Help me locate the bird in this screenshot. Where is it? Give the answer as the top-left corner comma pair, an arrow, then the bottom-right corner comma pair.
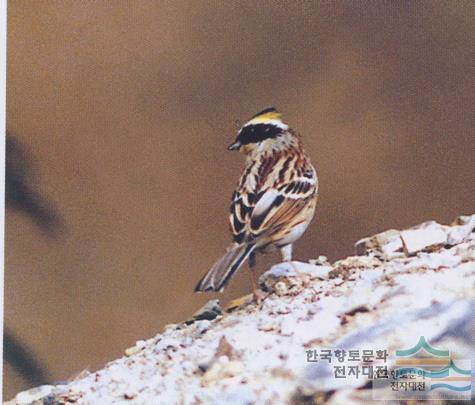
195,107 -> 318,299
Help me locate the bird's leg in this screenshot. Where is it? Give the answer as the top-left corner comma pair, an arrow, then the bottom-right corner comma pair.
280,244 -> 309,287
249,252 -> 266,304
281,244 -> 293,262
281,244 -> 298,273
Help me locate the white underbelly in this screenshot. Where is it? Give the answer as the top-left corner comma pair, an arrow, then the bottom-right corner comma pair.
276,221 -> 311,247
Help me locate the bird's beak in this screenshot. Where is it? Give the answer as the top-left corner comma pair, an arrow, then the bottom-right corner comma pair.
227,141 -> 241,151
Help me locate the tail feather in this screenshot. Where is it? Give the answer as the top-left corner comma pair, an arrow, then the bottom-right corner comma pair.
195,243 -> 256,292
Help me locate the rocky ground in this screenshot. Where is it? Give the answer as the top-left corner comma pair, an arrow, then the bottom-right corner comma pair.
7,215 -> 475,405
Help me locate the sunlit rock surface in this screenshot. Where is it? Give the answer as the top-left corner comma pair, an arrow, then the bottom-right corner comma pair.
7,215 -> 475,405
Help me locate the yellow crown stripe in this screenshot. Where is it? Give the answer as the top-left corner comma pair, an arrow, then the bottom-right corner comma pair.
247,111 -> 282,125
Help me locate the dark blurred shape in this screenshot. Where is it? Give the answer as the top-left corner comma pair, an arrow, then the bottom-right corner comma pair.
6,134 -> 66,238
3,328 -> 49,387
5,133 -> 64,388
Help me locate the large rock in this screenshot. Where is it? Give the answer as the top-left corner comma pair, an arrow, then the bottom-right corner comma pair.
7,215 -> 475,404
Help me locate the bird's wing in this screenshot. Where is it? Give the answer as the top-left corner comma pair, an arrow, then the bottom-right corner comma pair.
229,189 -> 254,244
248,171 -> 316,240
230,151 -> 317,244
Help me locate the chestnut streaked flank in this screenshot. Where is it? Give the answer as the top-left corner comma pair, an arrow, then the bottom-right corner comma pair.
195,108 -> 318,296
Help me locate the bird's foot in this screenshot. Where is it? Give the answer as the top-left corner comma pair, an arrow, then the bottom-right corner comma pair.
253,288 -> 267,305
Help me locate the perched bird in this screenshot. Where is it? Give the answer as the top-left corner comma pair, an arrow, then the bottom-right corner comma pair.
195,108 -> 318,297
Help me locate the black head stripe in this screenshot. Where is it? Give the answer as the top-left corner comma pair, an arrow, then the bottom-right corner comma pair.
235,123 -> 283,145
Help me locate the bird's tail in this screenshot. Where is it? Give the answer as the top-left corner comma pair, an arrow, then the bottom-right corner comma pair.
194,243 -> 256,292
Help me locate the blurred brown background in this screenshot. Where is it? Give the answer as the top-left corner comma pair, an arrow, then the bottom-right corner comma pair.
5,0 -> 474,399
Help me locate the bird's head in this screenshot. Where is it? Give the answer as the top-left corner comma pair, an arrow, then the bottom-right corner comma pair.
228,107 -> 291,154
